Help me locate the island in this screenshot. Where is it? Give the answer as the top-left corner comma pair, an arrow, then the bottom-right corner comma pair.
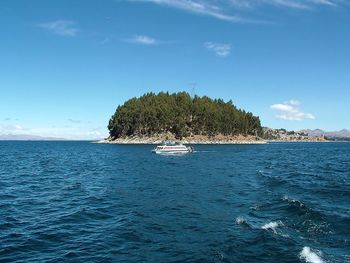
101,92 -> 263,144
98,91 -> 327,144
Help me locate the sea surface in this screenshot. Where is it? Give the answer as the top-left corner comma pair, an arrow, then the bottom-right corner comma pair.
0,141 -> 349,263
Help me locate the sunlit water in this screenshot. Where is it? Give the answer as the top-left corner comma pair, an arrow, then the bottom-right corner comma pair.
0,141 -> 349,262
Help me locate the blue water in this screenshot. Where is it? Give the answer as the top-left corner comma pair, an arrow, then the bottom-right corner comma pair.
0,142 -> 349,263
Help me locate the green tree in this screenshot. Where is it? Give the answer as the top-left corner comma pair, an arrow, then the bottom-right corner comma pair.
108,92 -> 262,139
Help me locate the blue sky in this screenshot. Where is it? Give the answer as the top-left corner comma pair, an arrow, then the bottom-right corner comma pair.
1,0 -> 349,139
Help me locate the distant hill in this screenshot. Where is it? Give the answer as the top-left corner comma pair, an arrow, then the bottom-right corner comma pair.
262,127 -> 325,141
299,129 -> 350,139
263,128 -> 350,142
0,134 -> 65,141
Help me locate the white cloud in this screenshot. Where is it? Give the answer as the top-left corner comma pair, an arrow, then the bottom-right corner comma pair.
129,0 -> 248,23
0,124 -> 28,134
228,0 -> 340,9
0,121 -> 108,140
270,100 -> 315,121
204,42 -> 231,57
30,126 -> 108,140
259,0 -> 309,9
0,124 -> 26,133
128,0 -> 343,23
288,99 -> 300,105
128,35 -> 158,45
39,20 -> 78,37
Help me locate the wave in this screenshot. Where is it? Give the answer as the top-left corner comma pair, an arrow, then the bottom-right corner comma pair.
281,195 -> 334,236
236,217 -> 287,237
235,216 -> 246,225
235,216 -> 252,229
256,170 -> 286,187
261,221 -> 283,234
281,195 -> 315,216
282,195 -> 304,205
299,247 -> 324,263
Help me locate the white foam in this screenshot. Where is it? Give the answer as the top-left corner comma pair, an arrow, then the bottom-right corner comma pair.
235,216 -> 246,225
300,247 -> 324,263
249,205 -> 260,211
282,194 -> 289,201
282,195 -> 306,208
282,194 -> 297,203
261,221 -> 283,234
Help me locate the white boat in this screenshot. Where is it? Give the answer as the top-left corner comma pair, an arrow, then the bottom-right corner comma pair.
152,141 -> 194,154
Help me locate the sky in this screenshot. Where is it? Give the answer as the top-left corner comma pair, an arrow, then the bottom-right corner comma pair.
0,0 -> 349,139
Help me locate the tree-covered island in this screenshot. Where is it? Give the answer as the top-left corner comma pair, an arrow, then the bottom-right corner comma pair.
107,92 -> 264,143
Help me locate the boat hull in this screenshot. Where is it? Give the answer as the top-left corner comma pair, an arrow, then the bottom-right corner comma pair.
152,145 -> 193,154
153,149 -> 190,154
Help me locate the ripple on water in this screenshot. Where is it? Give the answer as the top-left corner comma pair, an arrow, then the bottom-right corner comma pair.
0,142 -> 349,262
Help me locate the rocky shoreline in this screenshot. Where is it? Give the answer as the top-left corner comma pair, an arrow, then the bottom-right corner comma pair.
96,134 -> 268,145
95,130 -> 330,145
95,135 -> 329,144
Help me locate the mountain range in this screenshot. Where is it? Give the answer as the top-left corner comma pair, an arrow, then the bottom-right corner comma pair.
1,129 -> 349,141
0,134 -> 66,141
299,129 -> 350,138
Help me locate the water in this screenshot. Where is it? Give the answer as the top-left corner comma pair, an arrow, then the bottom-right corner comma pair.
0,141 -> 349,263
